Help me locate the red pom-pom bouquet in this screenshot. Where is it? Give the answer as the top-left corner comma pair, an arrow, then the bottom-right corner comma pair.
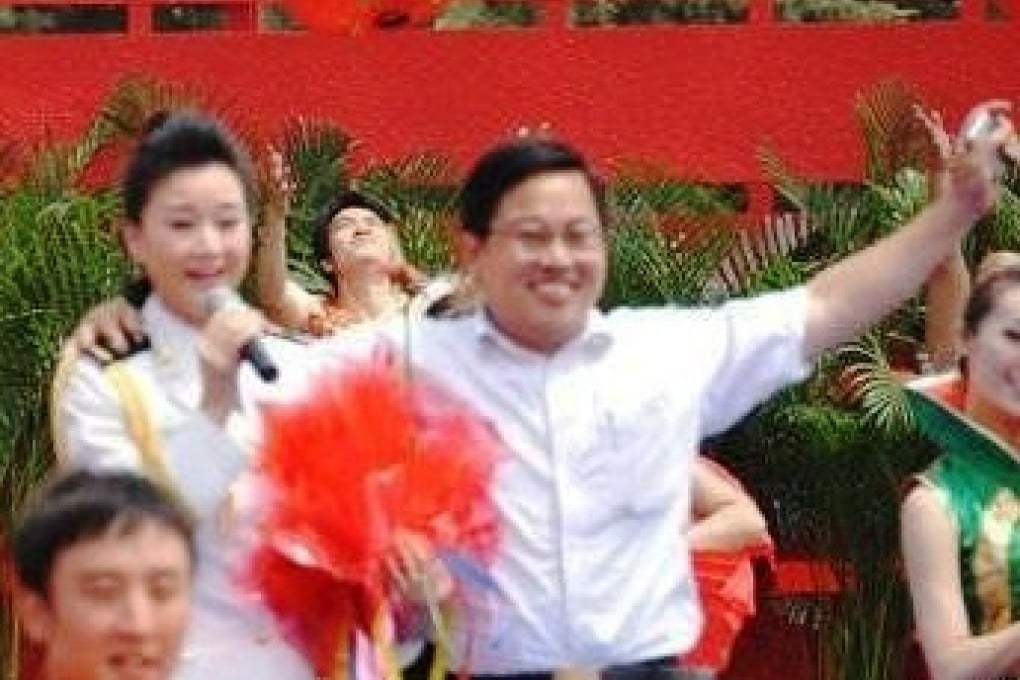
247,354 -> 502,678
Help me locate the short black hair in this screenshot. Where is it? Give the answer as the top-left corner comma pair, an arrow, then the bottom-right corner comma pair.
312,189 -> 395,264
459,137 -> 607,238
13,469 -> 196,598
122,110 -> 257,223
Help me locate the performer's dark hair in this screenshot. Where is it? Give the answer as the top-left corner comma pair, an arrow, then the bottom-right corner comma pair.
122,111 -> 257,223
13,469 -> 195,598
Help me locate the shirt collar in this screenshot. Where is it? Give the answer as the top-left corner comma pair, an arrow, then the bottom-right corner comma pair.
471,305 -> 613,358
141,296 -> 202,366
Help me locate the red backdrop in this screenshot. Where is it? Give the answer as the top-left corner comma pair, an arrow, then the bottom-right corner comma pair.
2,0 -> 1019,210
3,4 -> 1017,677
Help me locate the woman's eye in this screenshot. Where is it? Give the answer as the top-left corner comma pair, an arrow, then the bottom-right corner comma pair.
1004,329 -> 1020,342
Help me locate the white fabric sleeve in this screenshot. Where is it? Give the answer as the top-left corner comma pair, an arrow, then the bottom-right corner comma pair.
56,357 -> 247,474
699,286 -> 812,436
55,358 -> 143,471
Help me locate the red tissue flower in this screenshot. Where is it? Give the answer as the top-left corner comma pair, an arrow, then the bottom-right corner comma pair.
246,356 -> 502,674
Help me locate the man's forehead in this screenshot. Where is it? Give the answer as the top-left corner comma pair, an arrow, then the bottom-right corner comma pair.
54,523 -> 191,573
333,206 -> 384,223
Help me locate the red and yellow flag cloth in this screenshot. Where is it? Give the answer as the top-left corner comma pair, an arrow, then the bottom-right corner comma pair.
245,355 -> 503,678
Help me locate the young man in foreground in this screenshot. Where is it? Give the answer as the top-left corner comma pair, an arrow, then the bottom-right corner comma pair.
13,470 -> 195,680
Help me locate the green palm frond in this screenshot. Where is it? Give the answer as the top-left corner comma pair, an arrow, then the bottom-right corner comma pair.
610,159 -> 741,214
92,76 -> 208,139
972,186 -> 1020,256
274,118 -> 356,292
759,152 -> 886,261
835,332 -> 915,435
854,79 -> 933,185
19,76 -> 229,197
0,189 -> 126,412
867,166 -> 930,226
359,152 -> 459,273
281,117 -> 354,215
758,144 -> 810,209
602,196 -> 736,307
0,188 -> 127,536
718,211 -> 818,294
19,138 -> 95,196
601,163 -> 739,307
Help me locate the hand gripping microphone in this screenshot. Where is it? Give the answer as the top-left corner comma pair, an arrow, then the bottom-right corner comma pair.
202,287 -> 279,383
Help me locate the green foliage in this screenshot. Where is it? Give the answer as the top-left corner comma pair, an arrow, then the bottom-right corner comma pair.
0,189 -> 126,493
835,332 -> 916,434
272,119 -> 356,293
776,0 -> 915,21
855,80 -> 937,185
715,397 -> 936,679
574,0 -> 747,25
602,166 -> 738,306
359,152 -> 459,274
436,0 -> 538,28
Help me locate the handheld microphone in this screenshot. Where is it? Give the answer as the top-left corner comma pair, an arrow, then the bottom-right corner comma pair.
202,287 -> 279,383
961,108 -> 1015,175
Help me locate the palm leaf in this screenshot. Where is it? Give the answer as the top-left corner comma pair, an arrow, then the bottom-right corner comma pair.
835,332 -> 915,435
601,163 -> 739,307
717,211 -> 818,294
0,188 -> 127,532
359,151 -> 459,274
603,204 -> 736,307
274,117 -> 356,293
853,79 -> 933,186
19,76 -> 236,197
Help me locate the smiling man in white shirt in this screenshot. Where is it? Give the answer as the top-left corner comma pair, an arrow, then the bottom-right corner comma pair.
359,121 -> 1005,677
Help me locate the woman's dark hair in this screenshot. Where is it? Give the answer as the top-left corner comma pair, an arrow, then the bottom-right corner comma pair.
13,469 -> 196,598
459,137 -> 607,238
122,111 -> 257,223
963,265 -> 1020,337
311,189 -> 394,265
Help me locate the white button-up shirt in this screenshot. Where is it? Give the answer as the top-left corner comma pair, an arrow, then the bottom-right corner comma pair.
261,286 -> 810,673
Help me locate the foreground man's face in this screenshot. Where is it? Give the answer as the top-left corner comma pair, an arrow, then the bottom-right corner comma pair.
467,170 -> 607,354
22,521 -> 193,680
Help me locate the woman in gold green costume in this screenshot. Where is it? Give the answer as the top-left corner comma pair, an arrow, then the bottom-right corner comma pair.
904,263 -> 1020,680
